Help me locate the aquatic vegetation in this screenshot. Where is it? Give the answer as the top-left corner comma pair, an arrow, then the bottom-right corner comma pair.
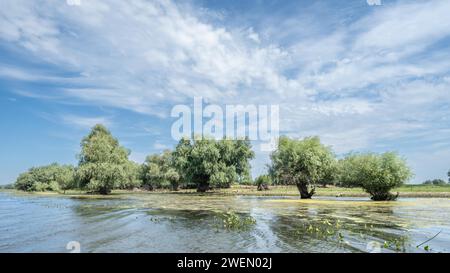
296,218 -> 346,242
149,217 -> 162,223
2,191 -> 449,253
214,211 -> 256,231
415,230 -> 442,253
280,214 -> 412,253
382,238 -> 405,252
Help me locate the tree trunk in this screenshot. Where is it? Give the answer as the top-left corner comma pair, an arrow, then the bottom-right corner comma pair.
371,191 -> 399,201
296,183 -> 314,199
195,175 -> 210,193
197,182 -> 209,192
99,187 -> 110,195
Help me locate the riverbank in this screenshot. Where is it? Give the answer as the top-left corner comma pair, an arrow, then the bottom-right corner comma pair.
3,184 -> 450,198
190,184 -> 450,198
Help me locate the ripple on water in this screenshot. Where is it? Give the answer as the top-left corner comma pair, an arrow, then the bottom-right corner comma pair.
0,192 -> 450,252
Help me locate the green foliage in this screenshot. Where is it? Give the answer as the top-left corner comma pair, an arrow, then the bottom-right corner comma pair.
14,163 -> 75,192
173,137 -> 254,192
12,123 -> 418,202
224,138 -> 254,184
338,152 -> 413,200
54,165 -> 76,193
269,136 -> 336,198
215,211 -> 256,231
0,184 -> 14,189
254,174 -> 271,191
76,124 -> 138,194
318,161 -> 338,187
141,150 -> 180,190
78,124 -> 129,165
117,161 -> 142,190
337,153 -> 361,188
422,179 -> 447,185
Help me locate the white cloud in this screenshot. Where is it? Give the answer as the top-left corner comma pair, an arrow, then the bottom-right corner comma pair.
0,0 -> 289,113
153,142 -> 170,150
1,0 -> 450,182
61,115 -> 113,129
355,0 -> 450,51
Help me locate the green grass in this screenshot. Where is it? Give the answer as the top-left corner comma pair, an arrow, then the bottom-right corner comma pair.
122,184 -> 450,197
192,184 -> 450,197
2,184 -> 450,198
394,184 -> 450,192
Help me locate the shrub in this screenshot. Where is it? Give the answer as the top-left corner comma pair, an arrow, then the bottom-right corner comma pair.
254,175 -> 271,191
422,179 -> 447,185
0,184 -> 14,189
14,163 -> 74,192
338,152 -> 413,201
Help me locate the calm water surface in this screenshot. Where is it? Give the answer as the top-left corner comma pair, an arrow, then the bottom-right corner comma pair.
0,191 -> 449,253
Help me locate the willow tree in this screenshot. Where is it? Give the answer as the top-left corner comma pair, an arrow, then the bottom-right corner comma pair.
173,137 -> 254,192
269,136 -> 336,199
141,150 -> 180,191
14,163 -> 75,192
216,138 -> 255,185
338,152 -> 412,201
76,124 -> 138,194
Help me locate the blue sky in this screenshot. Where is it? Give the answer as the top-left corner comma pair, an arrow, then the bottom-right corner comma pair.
1,0 -> 450,184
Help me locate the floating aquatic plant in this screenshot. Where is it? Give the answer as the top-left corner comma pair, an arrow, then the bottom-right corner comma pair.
214,211 -> 256,231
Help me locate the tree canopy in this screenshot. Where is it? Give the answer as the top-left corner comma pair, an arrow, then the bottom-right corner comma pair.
141,150 -> 180,190
173,137 -> 254,192
269,136 -> 336,198
422,179 -> 447,185
12,125 -> 419,201
338,152 -> 413,200
76,124 -> 138,194
14,163 -> 75,192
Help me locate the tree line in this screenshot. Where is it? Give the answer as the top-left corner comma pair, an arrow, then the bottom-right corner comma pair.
14,124 -> 254,195
12,124 -> 423,201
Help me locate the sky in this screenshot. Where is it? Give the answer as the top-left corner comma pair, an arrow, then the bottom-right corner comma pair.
1,0 -> 450,184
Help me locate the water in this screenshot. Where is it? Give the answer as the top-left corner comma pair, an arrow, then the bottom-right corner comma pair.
1,191 -> 449,253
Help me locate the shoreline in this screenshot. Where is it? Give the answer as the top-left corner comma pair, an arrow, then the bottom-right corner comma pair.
2,185 -> 450,198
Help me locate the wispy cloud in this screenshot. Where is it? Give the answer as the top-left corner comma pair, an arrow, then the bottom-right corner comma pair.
1,0 -> 450,182
0,0 -> 288,113
61,115 -> 113,129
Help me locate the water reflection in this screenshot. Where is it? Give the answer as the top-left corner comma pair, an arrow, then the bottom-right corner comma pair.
0,192 -> 449,253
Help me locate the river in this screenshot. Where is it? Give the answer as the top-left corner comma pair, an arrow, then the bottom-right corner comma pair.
0,191 -> 449,253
